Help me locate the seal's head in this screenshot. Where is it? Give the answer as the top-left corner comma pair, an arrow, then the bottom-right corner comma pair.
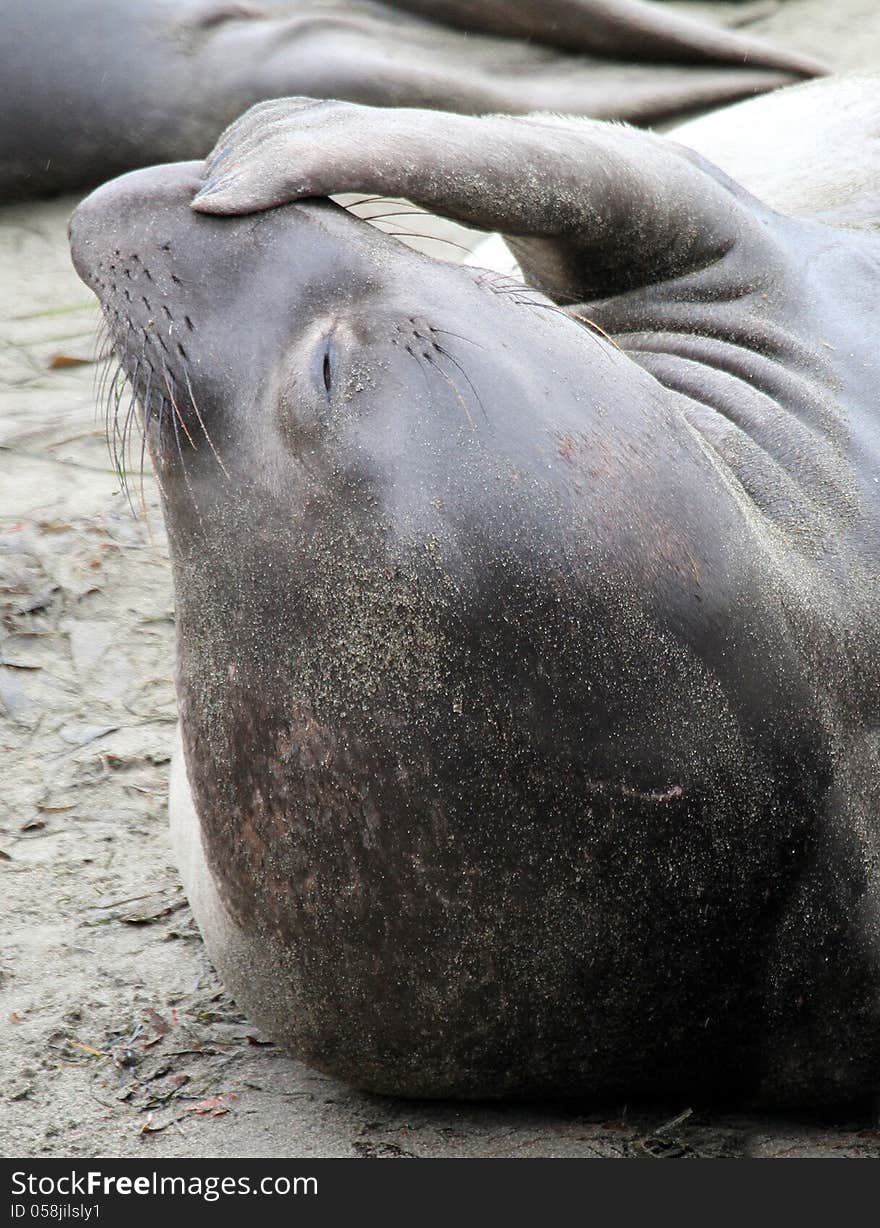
69,162 -> 788,1099
70,161 -> 667,534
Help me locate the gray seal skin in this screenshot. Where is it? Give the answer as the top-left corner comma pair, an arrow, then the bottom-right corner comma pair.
1,0 -> 822,201
69,77 -> 880,1107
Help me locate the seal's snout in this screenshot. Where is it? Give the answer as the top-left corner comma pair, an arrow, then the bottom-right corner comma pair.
70,160 -> 206,288
70,158 -> 384,490
68,161 -> 238,481
69,162 -> 213,384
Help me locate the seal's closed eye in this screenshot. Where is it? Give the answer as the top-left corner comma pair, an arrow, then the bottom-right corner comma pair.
312,329 -> 338,405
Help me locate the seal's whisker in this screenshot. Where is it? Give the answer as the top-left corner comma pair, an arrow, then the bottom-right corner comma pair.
341,194 -> 403,211
431,341 -> 489,425
404,331 -> 478,430
183,363 -> 230,479
403,343 -> 435,402
117,324 -> 138,459
119,380 -> 142,519
161,366 -> 197,450
124,358 -> 151,518
477,269 -> 620,353
143,365 -> 157,452
421,347 -> 476,430
477,271 -> 565,306
108,364 -> 130,492
96,339 -> 114,384
142,364 -> 160,436
493,282 -> 541,302
475,270 -> 527,294
514,296 -> 620,358
167,394 -> 187,475
138,391 -> 152,517
95,349 -> 112,437
113,367 -> 134,500
513,295 -> 574,318
119,356 -> 151,520
97,318 -> 131,471
372,226 -> 473,256
91,318 -> 112,407
121,359 -> 140,474
356,208 -> 443,224
429,328 -> 485,351
96,339 -> 117,432
568,309 -> 624,351
95,309 -> 114,352
164,366 -> 204,526
343,200 -> 451,233
513,294 -> 569,315
140,397 -> 168,513
164,365 -> 198,504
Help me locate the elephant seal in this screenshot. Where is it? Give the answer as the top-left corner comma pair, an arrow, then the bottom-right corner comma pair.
69,76 -> 880,1107
3,0 -> 822,201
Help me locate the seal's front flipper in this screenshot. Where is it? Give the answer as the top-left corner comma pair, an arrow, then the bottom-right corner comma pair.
382,0 -> 825,76
191,99 -> 780,303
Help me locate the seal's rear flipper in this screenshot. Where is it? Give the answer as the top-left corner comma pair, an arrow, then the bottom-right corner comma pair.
196,7 -> 804,126
384,0 -> 826,77
192,99 -> 781,303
